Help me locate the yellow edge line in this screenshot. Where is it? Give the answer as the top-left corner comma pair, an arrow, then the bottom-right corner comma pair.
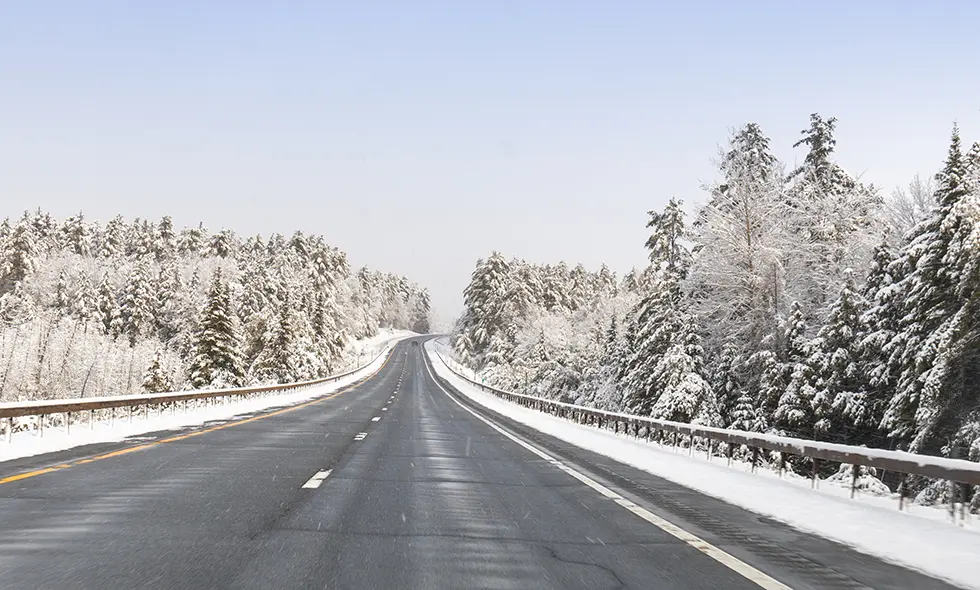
0,352 -> 392,486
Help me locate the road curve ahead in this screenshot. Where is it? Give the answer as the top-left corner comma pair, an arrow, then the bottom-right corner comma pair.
0,338 -> 960,589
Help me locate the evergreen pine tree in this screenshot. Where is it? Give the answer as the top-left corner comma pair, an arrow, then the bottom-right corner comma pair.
127,218 -> 156,259
142,349 -> 174,393
178,222 -> 208,256
711,341 -> 741,425
121,259 -> 157,344
251,292 -> 316,383
623,199 -> 702,416
651,326 -> 720,425
155,216 -> 177,260
96,272 -> 122,337
72,273 -> 97,325
188,269 -> 244,388
879,124 -> 977,453
61,212 -> 92,256
99,215 -> 125,258
154,261 -> 185,342
808,270 -> 870,440
207,229 -> 236,258
55,269 -> 71,310
1,220 -> 39,292
456,252 -> 511,366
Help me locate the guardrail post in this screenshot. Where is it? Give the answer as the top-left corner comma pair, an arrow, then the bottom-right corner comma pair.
898,475 -> 907,511
7,417 -> 13,443
89,409 -> 94,430
851,465 -> 860,498
672,432 -> 678,452
706,438 -> 713,461
727,443 -> 733,466
129,406 -> 134,423
66,412 -> 71,434
689,435 -> 694,456
960,484 -> 968,523
949,480 -> 956,521
778,452 -> 785,478
751,447 -> 759,473
811,457 -> 818,489
39,415 -> 44,438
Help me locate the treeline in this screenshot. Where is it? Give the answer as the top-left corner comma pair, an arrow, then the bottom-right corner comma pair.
454,115 -> 980,505
0,212 -> 429,400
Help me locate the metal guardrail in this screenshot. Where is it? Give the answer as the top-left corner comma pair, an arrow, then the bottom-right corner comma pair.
430,347 -> 980,519
0,344 -> 394,442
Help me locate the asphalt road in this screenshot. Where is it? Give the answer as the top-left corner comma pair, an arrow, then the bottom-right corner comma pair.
0,338 -> 960,589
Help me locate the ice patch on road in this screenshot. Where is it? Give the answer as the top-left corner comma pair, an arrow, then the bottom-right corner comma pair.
424,340 -> 980,590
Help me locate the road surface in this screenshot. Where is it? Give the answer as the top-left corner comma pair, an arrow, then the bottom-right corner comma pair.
0,338 -> 959,589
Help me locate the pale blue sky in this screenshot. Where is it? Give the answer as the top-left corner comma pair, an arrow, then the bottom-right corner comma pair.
2,1 -> 978,324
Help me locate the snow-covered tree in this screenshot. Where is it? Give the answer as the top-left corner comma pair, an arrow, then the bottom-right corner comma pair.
178,223 -> 207,256
651,327 -> 719,425
61,212 -> 92,256
96,272 -> 122,338
120,259 -> 157,345
207,229 -> 236,259
711,341 -> 741,425
251,294 -> 304,383
784,271 -> 869,441
99,215 -> 125,258
688,123 -> 791,357
155,216 -> 177,261
885,175 -> 935,243
455,252 -> 511,366
876,125 -> 980,455
622,199 -> 704,416
1,220 -> 40,292
142,349 -> 174,393
785,113 -> 882,317
72,273 -> 97,325
188,269 -> 245,388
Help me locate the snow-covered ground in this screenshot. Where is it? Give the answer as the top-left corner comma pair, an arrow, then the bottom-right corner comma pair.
425,340 -> 980,590
0,330 -> 413,464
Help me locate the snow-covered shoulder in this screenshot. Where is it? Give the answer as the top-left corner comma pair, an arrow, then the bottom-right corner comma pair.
0,333 -> 412,464
423,340 -> 980,590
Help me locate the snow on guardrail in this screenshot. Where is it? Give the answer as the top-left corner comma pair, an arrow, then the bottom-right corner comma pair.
428,341 -> 980,517
0,339 -> 399,445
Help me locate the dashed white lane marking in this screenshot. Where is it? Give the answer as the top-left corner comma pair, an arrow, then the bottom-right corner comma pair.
381,407 -> 388,411
354,432 -> 367,441
372,417 -> 381,422
422,355 -> 793,590
301,469 -> 332,489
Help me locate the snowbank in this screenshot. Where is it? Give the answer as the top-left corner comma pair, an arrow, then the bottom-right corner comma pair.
425,341 -> 980,590
0,331 -> 411,464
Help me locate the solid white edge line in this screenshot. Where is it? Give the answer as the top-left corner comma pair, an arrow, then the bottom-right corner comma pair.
421,347 -> 794,590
